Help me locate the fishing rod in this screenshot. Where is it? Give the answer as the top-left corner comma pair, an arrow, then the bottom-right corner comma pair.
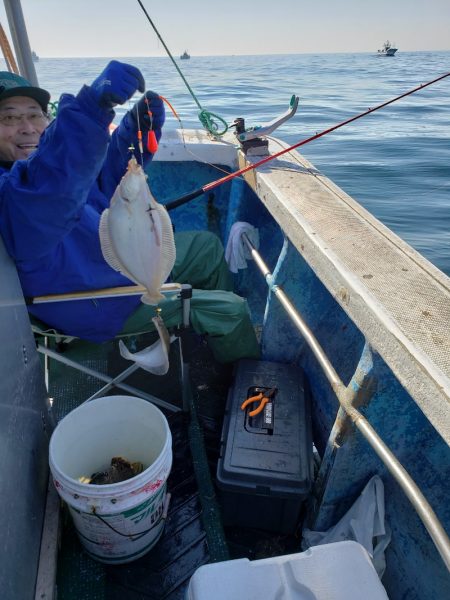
165,71 -> 450,211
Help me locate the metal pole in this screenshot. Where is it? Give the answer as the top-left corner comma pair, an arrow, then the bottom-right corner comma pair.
242,233 -> 450,571
35,344 -> 181,413
29,282 -> 182,304
3,0 -> 38,84
356,417 -> 450,571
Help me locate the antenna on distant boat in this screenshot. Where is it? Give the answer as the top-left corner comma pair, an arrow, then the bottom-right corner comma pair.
165,71 -> 450,211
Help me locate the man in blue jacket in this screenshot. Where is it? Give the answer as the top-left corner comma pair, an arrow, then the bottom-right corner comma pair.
0,62 -> 259,363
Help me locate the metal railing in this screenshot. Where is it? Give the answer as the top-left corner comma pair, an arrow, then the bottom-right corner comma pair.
242,233 -> 450,571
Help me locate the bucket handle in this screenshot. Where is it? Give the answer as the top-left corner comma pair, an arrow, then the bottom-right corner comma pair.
91,493 -> 171,542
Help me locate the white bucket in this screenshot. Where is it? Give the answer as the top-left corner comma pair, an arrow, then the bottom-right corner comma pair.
49,395 -> 172,564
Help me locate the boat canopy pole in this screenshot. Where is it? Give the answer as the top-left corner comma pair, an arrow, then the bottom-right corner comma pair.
241,232 -> 450,572
166,71 -> 450,212
3,0 -> 38,84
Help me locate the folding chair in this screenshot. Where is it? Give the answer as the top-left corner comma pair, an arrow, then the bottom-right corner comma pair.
28,283 -> 194,413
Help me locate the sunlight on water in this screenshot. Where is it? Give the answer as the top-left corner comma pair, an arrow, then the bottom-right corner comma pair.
5,51 -> 450,275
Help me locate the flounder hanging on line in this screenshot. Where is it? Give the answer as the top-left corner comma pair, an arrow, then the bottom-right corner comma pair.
99,157 -> 176,304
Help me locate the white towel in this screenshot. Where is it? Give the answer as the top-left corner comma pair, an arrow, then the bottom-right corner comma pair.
302,475 -> 391,577
225,222 -> 259,273
119,314 -> 176,376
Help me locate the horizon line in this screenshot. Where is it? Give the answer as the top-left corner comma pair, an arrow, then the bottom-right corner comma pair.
25,48 -> 450,60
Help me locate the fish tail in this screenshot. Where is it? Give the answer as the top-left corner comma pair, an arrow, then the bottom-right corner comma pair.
140,291 -> 166,306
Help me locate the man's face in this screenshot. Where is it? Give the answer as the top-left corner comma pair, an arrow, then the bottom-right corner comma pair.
0,96 -> 49,161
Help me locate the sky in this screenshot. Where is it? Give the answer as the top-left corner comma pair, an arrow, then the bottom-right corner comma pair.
0,0 -> 449,58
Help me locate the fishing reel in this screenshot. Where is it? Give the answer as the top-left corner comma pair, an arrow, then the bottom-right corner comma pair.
231,95 -> 299,157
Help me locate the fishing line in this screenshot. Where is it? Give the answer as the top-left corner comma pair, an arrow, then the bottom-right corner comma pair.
129,93 -> 232,176
134,104 -> 145,165
165,71 -> 450,212
136,0 -> 228,136
159,95 -> 239,177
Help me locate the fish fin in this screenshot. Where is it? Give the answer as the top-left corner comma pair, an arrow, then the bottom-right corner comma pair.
154,204 -> 176,282
99,209 -> 123,272
99,210 -> 138,282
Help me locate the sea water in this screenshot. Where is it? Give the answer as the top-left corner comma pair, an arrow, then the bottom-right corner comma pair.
32,52 -> 450,275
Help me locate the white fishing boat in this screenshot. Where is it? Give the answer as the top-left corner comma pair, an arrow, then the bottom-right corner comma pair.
377,40 -> 398,56
0,2 -> 449,600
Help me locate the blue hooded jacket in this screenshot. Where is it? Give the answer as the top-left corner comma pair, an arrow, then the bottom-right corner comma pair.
0,85 -> 155,342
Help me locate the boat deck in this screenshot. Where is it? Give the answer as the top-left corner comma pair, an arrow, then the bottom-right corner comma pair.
47,334 -> 300,599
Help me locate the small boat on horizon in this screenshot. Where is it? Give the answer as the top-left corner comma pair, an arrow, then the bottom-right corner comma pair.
377,40 -> 397,56
32,50 -> 39,62
180,50 -> 190,60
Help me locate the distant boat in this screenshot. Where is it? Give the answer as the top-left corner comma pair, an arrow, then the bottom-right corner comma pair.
31,50 -> 39,62
377,40 -> 397,56
180,50 -> 190,60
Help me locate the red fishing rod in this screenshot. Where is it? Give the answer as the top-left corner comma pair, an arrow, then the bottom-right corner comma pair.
166,71 -> 450,211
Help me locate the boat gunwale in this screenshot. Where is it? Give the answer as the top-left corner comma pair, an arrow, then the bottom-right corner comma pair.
155,129 -> 449,443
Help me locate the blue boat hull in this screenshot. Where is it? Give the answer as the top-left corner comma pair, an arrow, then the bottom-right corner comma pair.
0,132 -> 448,598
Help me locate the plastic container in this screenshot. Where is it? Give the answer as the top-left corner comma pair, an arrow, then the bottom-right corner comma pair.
49,395 -> 172,564
216,359 -> 313,533
185,540 -> 389,600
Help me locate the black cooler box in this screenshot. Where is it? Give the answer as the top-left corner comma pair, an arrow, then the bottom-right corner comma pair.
216,359 -> 313,534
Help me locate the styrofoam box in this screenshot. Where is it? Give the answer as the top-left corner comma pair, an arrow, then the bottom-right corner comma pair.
185,541 -> 389,600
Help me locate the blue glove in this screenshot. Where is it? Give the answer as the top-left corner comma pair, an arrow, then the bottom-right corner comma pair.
130,91 -> 165,142
90,61 -> 145,108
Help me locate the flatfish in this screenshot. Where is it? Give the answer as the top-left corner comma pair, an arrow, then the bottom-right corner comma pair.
79,456 -> 144,485
119,313 -> 174,375
99,157 -> 176,304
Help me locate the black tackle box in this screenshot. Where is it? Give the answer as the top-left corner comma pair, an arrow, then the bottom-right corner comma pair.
216,359 -> 313,534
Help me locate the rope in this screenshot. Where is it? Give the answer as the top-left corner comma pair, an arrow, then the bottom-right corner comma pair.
198,109 -> 229,137
136,0 -> 228,136
159,95 -> 235,175
48,101 -> 59,118
0,27 -> 58,120
91,504 -> 165,541
0,23 -> 19,74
